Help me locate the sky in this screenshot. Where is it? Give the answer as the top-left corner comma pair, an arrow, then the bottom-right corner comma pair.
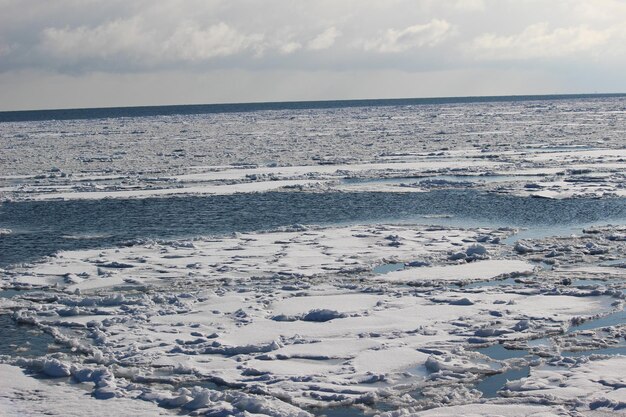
1,0 -> 626,111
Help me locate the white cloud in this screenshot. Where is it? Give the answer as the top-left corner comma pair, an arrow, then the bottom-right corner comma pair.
451,0 -> 485,11
163,23 -> 264,60
41,18 -> 154,60
471,23 -> 615,60
307,27 -> 340,50
41,19 -> 265,63
363,19 -> 452,53
279,41 -> 302,55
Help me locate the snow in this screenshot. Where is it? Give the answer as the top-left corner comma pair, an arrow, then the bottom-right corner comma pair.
402,403 -> 570,417
373,259 -> 535,284
0,364 -> 173,417
2,223 -> 622,414
1,97 -> 626,416
2,221 -> 624,412
503,358 -> 626,412
30,179 -> 327,200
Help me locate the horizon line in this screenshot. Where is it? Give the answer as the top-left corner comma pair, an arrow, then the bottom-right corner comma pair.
1,92 -> 625,122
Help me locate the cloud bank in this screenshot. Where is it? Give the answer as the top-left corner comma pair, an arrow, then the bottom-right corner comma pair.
1,0 -> 625,109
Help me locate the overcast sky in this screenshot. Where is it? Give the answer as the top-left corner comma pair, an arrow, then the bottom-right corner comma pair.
1,0 -> 625,110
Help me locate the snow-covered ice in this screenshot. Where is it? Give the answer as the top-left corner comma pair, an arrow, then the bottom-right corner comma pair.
1,96 -> 625,416
0,364 -> 173,416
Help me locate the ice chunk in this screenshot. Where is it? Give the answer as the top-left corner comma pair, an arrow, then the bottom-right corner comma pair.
301,309 -> 347,322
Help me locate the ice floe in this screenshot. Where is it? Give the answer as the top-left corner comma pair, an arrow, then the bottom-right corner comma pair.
1,97 -> 625,416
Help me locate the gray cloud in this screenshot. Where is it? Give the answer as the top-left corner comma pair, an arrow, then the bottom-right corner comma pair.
307,27 -> 341,51
470,23 -> 623,61
1,0 -> 625,110
361,20 -> 453,53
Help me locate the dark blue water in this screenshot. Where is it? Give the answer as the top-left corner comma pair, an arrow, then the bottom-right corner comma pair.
476,366 -> 531,398
2,94 -> 625,122
568,308 -> 626,333
2,190 -> 626,267
0,315 -> 69,357
311,407 -> 369,417
476,344 -> 531,360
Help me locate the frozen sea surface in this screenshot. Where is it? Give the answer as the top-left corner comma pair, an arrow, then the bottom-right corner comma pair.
1,96 -> 625,417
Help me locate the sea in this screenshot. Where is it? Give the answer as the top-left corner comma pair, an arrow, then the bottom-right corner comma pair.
2,93 -> 626,268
